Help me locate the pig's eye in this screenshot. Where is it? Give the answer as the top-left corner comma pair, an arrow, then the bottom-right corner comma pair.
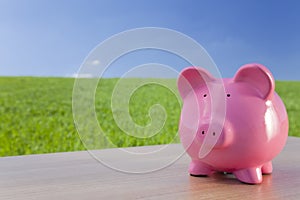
203,94 -> 207,97
227,94 -> 231,97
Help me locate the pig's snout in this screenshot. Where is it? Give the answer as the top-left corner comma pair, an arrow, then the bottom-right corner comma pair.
197,123 -> 221,138
197,123 -> 214,138
197,122 -> 233,149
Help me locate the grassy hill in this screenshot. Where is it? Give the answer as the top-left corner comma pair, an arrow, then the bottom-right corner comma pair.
0,77 -> 299,156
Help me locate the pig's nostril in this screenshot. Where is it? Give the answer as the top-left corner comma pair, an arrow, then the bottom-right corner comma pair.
213,132 -> 216,136
202,131 -> 205,135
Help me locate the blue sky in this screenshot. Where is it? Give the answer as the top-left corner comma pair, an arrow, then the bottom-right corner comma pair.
0,0 -> 299,80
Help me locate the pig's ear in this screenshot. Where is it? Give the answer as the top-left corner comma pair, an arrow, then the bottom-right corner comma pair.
177,67 -> 216,99
234,63 -> 275,100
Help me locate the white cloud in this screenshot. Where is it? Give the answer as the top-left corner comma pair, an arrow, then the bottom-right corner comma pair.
91,59 -> 100,66
68,73 -> 94,78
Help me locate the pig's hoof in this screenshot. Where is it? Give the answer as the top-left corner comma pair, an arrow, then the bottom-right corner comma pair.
233,167 -> 263,184
189,161 -> 213,176
190,173 -> 208,177
262,161 -> 273,174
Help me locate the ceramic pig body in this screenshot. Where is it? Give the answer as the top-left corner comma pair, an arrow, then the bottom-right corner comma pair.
178,64 -> 288,184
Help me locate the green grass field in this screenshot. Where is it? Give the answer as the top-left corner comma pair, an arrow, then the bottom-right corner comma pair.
0,77 -> 299,157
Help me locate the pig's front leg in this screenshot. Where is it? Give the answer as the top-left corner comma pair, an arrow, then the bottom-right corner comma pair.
189,160 -> 214,176
233,167 -> 263,184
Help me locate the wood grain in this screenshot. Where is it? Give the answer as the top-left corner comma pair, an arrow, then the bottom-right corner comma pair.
1,137 -> 300,200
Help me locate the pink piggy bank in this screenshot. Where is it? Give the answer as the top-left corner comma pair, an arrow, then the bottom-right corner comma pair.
178,63 -> 288,184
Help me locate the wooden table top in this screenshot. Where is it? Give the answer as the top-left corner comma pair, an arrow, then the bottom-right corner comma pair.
1,137 -> 300,200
